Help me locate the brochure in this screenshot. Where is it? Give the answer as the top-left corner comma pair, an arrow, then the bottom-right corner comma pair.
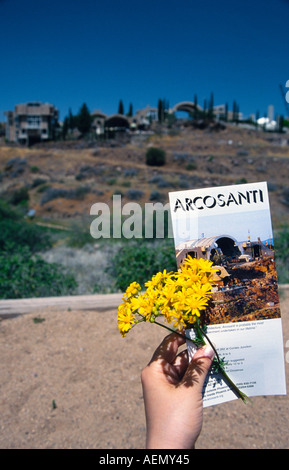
169,181 -> 286,407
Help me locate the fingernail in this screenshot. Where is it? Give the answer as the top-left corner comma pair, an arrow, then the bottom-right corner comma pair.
201,344 -> 215,360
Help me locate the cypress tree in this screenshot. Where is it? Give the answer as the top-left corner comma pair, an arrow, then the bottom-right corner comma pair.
77,103 -> 92,135
118,100 -> 124,115
158,99 -> 164,122
127,103 -> 133,117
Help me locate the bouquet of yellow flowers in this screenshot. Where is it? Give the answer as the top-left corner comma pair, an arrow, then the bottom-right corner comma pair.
118,256 -> 248,403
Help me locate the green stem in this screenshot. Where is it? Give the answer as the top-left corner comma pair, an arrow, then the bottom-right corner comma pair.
152,319 -> 249,404
217,364 -> 249,403
152,319 -> 196,343
199,326 -> 221,363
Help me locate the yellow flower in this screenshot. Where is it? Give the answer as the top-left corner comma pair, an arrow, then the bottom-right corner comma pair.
144,269 -> 172,289
171,310 -> 187,330
124,281 -> 141,299
118,256 -> 214,336
184,293 -> 209,317
171,286 -> 188,311
161,306 -> 175,324
192,256 -> 213,272
117,304 -> 135,337
159,281 -> 176,308
185,313 -> 198,325
135,291 -> 156,320
191,281 -> 212,298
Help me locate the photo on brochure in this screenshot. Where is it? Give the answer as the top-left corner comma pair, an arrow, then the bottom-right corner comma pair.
169,181 -> 286,407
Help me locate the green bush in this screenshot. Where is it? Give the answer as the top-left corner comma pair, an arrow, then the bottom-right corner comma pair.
0,200 -> 52,254
107,239 -> 177,291
0,198 -> 20,221
8,186 -> 29,206
0,243 -> 77,299
146,147 -> 166,166
0,198 -> 77,298
275,225 -> 289,284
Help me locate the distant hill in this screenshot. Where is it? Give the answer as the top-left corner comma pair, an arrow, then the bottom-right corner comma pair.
0,125 -> 288,229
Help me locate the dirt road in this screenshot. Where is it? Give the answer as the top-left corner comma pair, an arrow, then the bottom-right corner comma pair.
0,288 -> 288,449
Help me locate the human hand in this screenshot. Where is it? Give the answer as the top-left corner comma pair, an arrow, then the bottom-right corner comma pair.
141,332 -> 215,449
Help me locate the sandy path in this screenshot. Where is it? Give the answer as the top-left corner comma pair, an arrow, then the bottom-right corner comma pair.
0,288 -> 288,449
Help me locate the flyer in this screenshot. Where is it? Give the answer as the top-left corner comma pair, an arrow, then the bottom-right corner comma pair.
169,181 -> 287,407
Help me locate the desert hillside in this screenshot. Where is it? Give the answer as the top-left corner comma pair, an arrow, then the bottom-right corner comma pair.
0,124 -> 289,229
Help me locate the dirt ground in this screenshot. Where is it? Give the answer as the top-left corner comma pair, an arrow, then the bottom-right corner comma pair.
0,288 -> 288,449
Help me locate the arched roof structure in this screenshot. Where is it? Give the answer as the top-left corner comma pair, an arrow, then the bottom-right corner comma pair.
104,114 -> 130,129
176,235 -> 238,252
91,110 -> 107,119
170,101 -> 203,114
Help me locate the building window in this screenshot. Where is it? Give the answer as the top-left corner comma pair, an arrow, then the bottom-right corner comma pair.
27,116 -> 41,128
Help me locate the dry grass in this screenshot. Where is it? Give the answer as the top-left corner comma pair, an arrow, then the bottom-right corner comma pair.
0,125 -> 289,226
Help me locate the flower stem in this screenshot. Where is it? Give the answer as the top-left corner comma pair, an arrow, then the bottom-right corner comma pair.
153,319 -> 189,340
216,365 -> 249,403
152,319 -> 249,404
199,326 -> 249,403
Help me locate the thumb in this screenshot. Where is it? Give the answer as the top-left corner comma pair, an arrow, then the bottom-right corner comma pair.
181,344 -> 215,391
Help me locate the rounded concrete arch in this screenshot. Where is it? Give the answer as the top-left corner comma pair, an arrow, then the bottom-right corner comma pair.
104,114 -> 130,130
176,234 -> 240,266
213,235 -> 240,259
171,101 -> 202,114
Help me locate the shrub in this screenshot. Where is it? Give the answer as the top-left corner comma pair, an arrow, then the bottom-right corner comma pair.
149,175 -> 170,188
30,166 -> 40,173
9,186 -> 29,205
275,225 -> 289,283
0,199 -> 51,253
40,186 -> 90,205
146,147 -> 166,166
126,189 -> 144,200
0,219 -> 52,253
0,243 -> 77,299
0,198 -> 20,221
32,178 -> 47,188
186,161 -> 197,171
107,239 -> 177,291
281,187 -> 289,207
149,190 -> 163,201
0,198 -> 77,298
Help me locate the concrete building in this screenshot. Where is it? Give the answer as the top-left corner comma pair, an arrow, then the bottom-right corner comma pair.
91,110 -> 107,135
131,105 -> 158,130
176,235 -> 240,267
176,234 -> 274,268
5,101 -> 59,144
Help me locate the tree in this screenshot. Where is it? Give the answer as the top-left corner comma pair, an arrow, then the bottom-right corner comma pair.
232,100 -> 240,122
194,94 -> 198,108
208,92 -> 214,119
225,103 -> 228,121
68,108 -> 76,131
77,103 -> 92,135
127,103 -> 133,117
193,94 -> 199,119
158,98 -> 164,122
62,116 -> 69,139
203,99 -> 207,116
157,98 -> 169,123
118,100 -> 124,115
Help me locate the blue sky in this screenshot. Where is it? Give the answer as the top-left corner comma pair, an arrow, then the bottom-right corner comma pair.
1,0 -> 289,121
